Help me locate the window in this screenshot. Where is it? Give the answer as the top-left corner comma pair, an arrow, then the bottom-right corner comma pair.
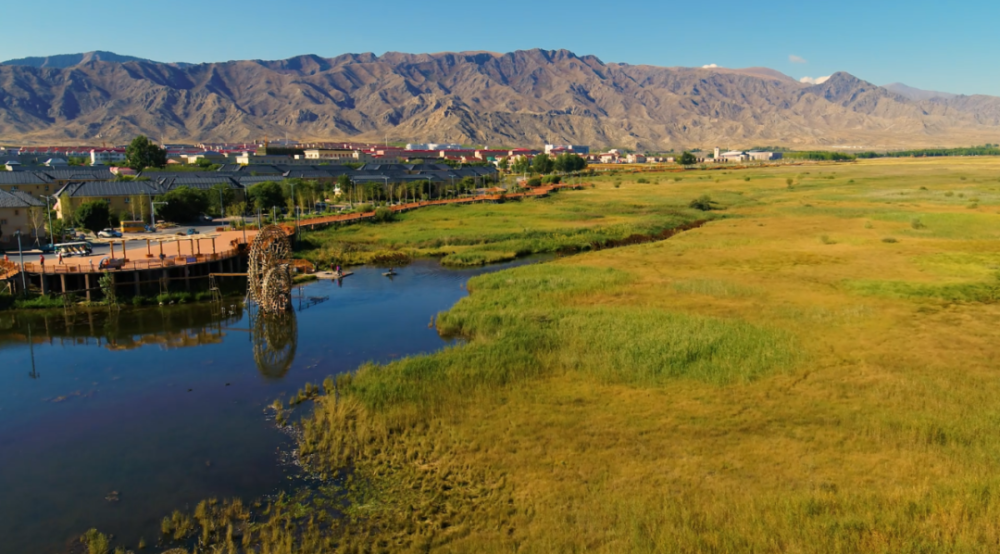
10,186 -> 17,191
13,210 -> 18,216
124,198 -> 130,203
0,219 -> 6,225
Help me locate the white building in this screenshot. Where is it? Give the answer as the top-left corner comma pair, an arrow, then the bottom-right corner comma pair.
405,143 -> 465,151
626,153 -> 647,164
545,144 -> 590,155
90,148 -> 127,165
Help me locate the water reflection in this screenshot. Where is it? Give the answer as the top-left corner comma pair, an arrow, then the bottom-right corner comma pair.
252,311 -> 298,379
0,257 -> 546,553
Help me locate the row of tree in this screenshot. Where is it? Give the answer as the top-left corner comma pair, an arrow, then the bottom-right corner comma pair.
502,152 -> 588,175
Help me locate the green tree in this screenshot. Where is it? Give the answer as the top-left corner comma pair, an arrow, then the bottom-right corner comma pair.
248,181 -> 285,211
124,135 -> 167,171
208,184 -> 236,217
532,153 -> 554,174
553,153 -> 587,173
156,186 -> 210,223
511,156 -> 532,174
678,152 -> 698,166
74,200 -> 111,235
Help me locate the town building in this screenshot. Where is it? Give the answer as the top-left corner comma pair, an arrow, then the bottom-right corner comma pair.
0,188 -> 45,248
545,144 -> 590,155
405,143 -> 465,151
90,148 -> 127,165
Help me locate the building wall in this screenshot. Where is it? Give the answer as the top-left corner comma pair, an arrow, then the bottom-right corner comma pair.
0,183 -> 58,199
0,206 -> 40,245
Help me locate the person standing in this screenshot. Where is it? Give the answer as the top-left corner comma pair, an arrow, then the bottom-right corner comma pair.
57,251 -> 64,265
39,254 -> 45,272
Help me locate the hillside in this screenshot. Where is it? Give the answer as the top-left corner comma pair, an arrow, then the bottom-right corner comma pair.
0,49 -> 997,149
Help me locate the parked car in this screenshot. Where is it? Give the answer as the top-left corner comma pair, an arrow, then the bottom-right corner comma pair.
186,228 -> 200,235
98,228 -> 123,238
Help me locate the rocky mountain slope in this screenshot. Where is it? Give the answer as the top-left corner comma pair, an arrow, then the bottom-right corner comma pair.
0,49 -> 997,149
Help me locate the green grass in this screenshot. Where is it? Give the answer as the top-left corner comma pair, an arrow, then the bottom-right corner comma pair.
111,157 -> 1000,553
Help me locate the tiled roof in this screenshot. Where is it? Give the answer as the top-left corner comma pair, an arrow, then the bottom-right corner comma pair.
0,188 -> 43,208
57,180 -> 160,198
41,167 -> 115,181
0,171 -> 52,185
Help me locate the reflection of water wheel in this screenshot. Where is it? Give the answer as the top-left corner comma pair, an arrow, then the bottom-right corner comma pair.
248,225 -> 292,314
252,311 -> 297,379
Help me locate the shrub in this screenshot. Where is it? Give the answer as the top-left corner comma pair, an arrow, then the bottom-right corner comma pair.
613,181 -> 622,189
371,207 -> 396,223
820,235 -> 836,245
882,237 -> 898,243
689,195 -> 717,211
945,191 -> 954,197
526,177 -> 542,187
911,218 -> 926,230
786,178 -> 794,188
637,178 -> 649,184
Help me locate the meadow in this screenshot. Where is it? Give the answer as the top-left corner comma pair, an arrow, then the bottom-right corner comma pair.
132,158 -> 1000,553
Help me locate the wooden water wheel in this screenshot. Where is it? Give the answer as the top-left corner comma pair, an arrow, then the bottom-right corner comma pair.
247,225 -> 292,314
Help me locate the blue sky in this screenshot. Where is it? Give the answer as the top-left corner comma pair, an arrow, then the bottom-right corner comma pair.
1,0 -> 996,95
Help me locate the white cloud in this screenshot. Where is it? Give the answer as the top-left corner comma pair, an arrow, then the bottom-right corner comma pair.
800,75 -> 831,85
702,63 -> 718,69
789,55 -> 807,64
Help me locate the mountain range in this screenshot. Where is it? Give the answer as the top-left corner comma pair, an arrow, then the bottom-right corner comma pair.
0,49 -> 997,149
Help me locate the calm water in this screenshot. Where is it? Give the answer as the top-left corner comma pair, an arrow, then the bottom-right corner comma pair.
0,258 -> 538,553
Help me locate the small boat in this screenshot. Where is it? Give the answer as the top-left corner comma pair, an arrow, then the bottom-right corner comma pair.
382,270 -> 397,277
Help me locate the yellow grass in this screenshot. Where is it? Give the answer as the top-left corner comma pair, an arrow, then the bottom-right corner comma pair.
157,158 -> 1000,553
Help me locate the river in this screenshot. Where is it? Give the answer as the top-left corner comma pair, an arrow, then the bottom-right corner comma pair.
0,258 -> 539,553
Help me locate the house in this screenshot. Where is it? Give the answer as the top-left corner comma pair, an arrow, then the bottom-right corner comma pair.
53,180 -> 160,221
0,171 -> 56,199
626,154 -> 647,164
405,143 -> 465,151
544,144 -> 590,155
44,158 -> 68,167
90,148 -> 127,165
301,149 -> 368,162
0,188 -> 45,247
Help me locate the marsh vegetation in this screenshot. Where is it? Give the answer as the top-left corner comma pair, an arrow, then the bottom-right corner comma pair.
100,158 -> 1000,552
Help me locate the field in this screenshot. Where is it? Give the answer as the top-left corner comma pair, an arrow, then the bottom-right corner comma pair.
150,158 -> 1000,553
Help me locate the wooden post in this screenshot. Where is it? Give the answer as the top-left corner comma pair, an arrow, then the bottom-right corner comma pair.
158,240 -> 164,258
146,239 -> 152,258
85,273 -> 92,301
110,242 -> 115,258
121,240 -> 127,261
40,274 -> 47,295
60,274 -> 67,293
196,238 -> 201,255
211,237 -> 216,254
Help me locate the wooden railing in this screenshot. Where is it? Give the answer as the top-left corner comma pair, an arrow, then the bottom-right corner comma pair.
20,248 -> 242,275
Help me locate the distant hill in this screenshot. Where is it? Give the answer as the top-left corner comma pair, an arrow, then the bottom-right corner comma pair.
0,48 -> 999,149
0,51 -> 162,69
883,82 -> 957,101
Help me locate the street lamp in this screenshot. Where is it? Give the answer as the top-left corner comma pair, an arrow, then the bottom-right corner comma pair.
15,230 -> 26,296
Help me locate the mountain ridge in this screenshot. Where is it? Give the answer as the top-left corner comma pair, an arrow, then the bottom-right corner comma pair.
0,48 -> 998,149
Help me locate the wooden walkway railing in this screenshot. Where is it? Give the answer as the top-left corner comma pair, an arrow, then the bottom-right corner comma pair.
20,248 -> 242,275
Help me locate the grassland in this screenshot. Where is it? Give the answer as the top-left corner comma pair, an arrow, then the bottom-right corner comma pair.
296,178 -> 730,267
148,158 -> 1000,553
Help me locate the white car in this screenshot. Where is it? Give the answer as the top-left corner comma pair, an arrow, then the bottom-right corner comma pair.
97,228 -> 122,238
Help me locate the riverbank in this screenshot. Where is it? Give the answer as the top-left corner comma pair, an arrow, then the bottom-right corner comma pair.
297,183 -> 724,268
